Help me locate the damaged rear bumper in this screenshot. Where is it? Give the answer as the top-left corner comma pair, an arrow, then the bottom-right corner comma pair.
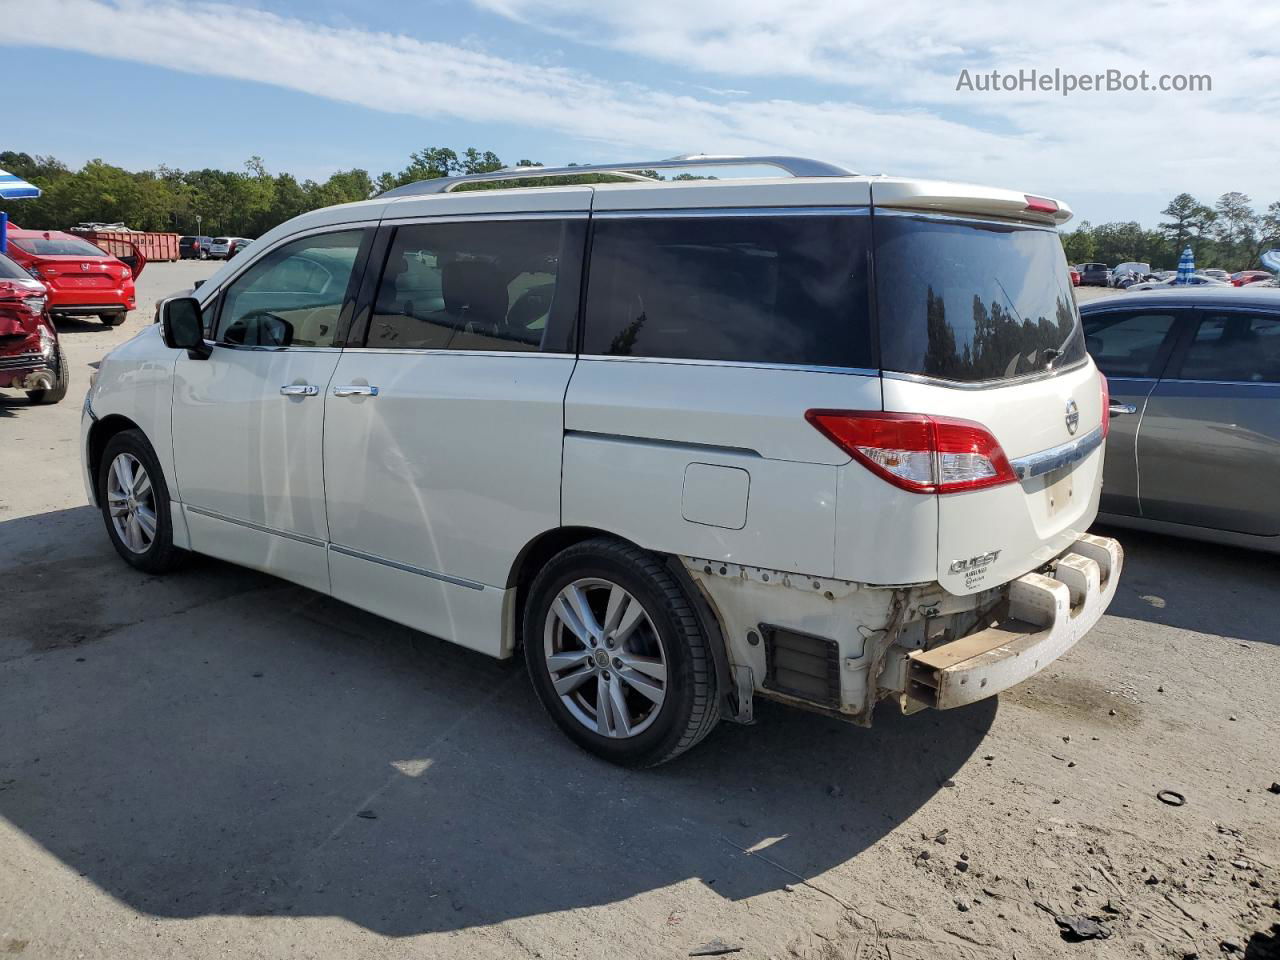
906,534 -> 1122,709
0,353 -> 57,391
683,532 -> 1123,726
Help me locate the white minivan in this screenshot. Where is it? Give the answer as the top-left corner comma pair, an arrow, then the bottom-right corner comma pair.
81,155 -> 1122,766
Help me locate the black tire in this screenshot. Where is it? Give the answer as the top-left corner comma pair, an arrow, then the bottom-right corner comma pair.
523,537 -> 719,767
25,350 -> 69,405
97,429 -> 186,574
100,312 -> 127,327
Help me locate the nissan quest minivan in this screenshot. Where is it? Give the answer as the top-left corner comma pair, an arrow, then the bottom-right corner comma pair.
81,155 -> 1123,767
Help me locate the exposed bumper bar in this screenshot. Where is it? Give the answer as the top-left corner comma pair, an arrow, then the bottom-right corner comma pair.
907,533 -> 1122,709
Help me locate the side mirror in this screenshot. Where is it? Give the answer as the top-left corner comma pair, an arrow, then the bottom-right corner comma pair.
161,297 -> 211,360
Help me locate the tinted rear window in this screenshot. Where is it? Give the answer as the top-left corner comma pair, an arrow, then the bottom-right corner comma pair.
10,235 -> 108,257
582,214 -> 872,367
874,216 -> 1085,382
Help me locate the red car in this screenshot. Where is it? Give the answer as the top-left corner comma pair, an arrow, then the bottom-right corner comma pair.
1231,270 -> 1273,287
3,225 -> 145,326
0,252 -> 67,403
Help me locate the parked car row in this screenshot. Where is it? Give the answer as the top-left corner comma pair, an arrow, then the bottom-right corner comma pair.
0,225 -> 152,406
0,252 -> 68,404
1074,260 -> 1275,290
3,227 -> 144,326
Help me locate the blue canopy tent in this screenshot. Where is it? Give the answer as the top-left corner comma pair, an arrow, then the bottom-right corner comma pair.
0,168 -> 43,255
1174,245 -> 1196,285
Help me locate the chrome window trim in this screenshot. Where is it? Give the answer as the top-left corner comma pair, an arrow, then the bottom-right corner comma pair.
1163,377 -> 1280,387
328,544 -> 485,591
185,505 -> 326,548
379,210 -> 589,224
881,359 -> 1090,390
591,206 -> 870,219
1009,424 -> 1105,481
577,355 -> 879,377
209,343 -> 341,354
343,348 -> 574,359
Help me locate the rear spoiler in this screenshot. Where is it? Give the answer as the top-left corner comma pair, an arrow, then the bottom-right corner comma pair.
871,179 -> 1073,226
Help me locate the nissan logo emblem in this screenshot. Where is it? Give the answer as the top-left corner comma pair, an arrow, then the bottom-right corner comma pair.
1065,399 -> 1080,435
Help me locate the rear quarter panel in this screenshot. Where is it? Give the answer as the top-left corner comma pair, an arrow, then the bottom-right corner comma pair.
562,360 -> 883,577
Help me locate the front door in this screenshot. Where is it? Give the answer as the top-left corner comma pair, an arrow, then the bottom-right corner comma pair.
171,227 -> 371,592
1080,307 -> 1184,517
1138,306 -> 1280,535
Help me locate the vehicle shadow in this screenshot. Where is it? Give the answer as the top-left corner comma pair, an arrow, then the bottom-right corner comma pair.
50,315 -> 115,335
1095,523 -> 1280,646
0,506 -> 994,937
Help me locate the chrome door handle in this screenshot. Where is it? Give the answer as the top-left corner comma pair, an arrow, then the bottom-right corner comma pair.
332,384 -> 379,398
280,384 -> 319,397
1108,402 -> 1137,415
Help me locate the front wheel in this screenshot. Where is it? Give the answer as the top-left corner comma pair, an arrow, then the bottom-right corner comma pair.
523,538 -> 719,767
97,429 -> 185,574
100,312 -> 127,327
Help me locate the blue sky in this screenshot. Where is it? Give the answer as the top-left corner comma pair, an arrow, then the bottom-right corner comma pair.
2,0 -> 1277,226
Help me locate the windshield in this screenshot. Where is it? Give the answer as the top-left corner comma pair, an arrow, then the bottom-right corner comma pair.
10,235 -> 109,257
874,215 -> 1086,383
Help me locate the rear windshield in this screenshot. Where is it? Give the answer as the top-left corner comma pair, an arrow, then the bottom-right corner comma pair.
874,216 -> 1085,383
10,235 -> 108,257
0,253 -> 30,279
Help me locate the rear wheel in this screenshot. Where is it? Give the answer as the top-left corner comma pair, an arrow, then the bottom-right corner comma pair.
100,312 -> 127,327
97,430 -> 185,574
523,538 -> 719,767
25,351 -> 69,405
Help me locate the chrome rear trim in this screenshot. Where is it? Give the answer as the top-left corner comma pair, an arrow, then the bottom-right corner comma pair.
1010,424 -> 1105,481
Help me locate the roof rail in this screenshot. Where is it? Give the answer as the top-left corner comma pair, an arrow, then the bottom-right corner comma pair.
376,154 -> 855,199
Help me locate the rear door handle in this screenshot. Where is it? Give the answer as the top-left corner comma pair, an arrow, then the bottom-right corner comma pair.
1108,402 -> 1137,415
333,384 -> 379,398
280,384 -> 319,397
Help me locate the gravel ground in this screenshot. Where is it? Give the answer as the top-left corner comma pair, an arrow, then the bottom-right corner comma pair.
0,263 -> 1276,960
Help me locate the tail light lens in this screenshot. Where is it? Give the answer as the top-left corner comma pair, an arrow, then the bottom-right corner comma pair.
1099,374 -> 1111,439
805,410 -> 1017,494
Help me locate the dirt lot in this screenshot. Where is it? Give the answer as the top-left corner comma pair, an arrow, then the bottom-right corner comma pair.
0,264 -> 1277,960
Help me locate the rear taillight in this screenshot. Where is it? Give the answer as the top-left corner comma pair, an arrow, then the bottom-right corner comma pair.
1099,375 -> 1110,439
805,411 -> 1018,494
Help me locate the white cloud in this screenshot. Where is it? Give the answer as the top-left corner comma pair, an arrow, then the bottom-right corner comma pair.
2,0 -> 1277,219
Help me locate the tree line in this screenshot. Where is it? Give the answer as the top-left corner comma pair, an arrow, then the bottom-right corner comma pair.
0,148 -> 702,239
1061,191 -> 1280,271
4,148 -> 1277,270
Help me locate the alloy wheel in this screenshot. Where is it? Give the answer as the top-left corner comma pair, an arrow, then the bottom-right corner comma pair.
106,452 -> 157,554
543,578 -> 668,738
